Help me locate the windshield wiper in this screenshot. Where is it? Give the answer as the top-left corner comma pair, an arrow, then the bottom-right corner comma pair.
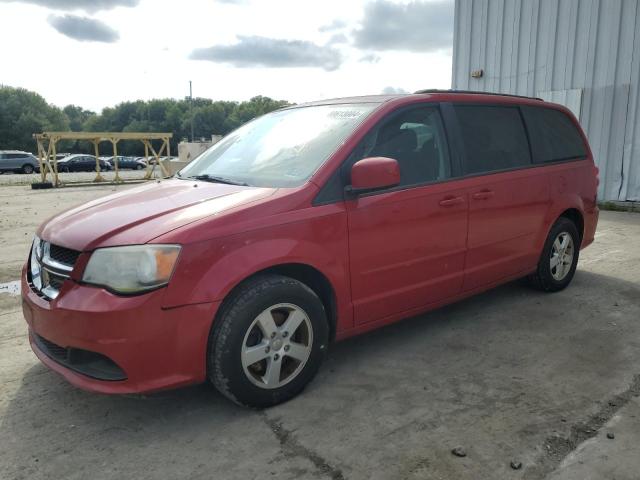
185,174 -> 250,186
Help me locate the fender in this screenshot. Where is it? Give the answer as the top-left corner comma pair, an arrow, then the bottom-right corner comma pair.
535,191 -> 585,254
160,211 -> 353,332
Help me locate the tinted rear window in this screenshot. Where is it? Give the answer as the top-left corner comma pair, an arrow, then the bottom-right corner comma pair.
522,106 -> 587,163
454,105 -> 531,175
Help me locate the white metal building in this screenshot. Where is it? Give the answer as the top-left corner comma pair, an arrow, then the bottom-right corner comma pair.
452,0 -> 640,202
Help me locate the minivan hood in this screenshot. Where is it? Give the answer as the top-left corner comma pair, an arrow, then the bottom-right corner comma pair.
39,179 -> 276,251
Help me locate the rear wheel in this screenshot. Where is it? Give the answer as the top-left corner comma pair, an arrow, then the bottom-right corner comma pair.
22,164 -> 34,174
529,217 -> 580,292
208,274 -> 329,408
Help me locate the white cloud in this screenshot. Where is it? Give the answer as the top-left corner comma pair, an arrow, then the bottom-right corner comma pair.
354,0 -> 454,52
0,0 -> 138,13
190,36 -> 343,71
381,86 -> 408,94
48,14 -> 119,42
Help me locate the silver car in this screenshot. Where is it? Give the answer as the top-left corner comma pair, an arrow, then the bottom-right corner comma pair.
0,151 -> 39,174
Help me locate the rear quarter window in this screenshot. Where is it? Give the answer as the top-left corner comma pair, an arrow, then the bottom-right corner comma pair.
521,106 -> 587,163
454,105 -> 531,175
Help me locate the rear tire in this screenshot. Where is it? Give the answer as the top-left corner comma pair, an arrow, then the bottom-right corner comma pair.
208,274 -> 329,408
529,217 -> 580,292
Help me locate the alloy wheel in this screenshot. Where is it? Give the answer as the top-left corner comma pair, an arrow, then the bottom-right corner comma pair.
241,303 -> 313,389
550,232 -> 574,281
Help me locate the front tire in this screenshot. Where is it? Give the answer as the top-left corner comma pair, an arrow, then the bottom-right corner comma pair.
529,217 -> 580,292
208,274 -> 329,408
22,164 -> 34,174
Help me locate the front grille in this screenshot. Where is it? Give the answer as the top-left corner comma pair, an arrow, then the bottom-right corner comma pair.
48,271 -> 66,290
49,244 -> 80,266
28,239 -> 78,300
33,333 -> 127,381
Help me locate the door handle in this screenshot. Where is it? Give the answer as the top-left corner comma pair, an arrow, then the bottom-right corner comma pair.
439,196 -> 465,207
472,189 -> 494,200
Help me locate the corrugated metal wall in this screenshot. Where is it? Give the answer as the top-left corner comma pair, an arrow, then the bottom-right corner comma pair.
452,0 -> 640,202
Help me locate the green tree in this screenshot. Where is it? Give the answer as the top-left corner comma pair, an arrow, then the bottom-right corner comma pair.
62,104 -> 96,131
0,86 -> 69,152
1,86 -> 291,156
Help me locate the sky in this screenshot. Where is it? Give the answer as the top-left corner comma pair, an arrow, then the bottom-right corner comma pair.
0,0 -> 454,113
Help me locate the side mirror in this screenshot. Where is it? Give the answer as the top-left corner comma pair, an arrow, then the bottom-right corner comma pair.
347,157 -> 400,195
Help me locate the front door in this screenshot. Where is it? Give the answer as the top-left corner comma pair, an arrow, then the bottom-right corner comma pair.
346,105 -> 468,325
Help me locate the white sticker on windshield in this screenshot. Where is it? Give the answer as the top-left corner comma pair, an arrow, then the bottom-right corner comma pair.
330,110 -> 364,119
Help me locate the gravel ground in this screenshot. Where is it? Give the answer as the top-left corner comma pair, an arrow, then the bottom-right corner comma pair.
1,184 -> 640,480
0,169 -> 164,186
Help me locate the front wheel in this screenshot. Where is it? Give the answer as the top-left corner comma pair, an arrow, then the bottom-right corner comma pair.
529,217 -> 580,292
208,274 -> 329,408
22,164 -> 34,174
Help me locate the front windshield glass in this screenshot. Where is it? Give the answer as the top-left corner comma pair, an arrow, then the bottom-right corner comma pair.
178,103 -> 377,187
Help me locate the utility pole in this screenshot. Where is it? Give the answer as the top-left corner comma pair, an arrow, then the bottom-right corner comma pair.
189,80 -> 194,142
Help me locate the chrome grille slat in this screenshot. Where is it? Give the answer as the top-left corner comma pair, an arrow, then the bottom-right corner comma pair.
28,238 -> 80,300
42,264 -> 71,279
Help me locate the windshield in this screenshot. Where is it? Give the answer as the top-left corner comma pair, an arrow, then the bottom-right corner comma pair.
178,103 -> 376,187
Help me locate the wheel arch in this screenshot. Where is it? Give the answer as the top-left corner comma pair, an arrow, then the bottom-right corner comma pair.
215,263 -> 339,343
538,194 -> 586,252
558,208 -> 584,244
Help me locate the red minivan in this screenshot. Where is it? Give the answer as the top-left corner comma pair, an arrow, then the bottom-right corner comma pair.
22,91 -> 599,407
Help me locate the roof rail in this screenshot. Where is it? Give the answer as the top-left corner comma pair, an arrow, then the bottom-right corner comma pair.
414,89 -> 543,101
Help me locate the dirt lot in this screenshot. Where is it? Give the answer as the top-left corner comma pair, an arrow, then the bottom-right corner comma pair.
0,169 -> 162,187
1,184 -> 639,480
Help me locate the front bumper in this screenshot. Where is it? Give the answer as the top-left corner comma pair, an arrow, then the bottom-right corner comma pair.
21,265 -> 220,394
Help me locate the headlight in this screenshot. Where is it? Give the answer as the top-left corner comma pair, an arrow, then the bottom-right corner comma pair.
82,245 -> 181,294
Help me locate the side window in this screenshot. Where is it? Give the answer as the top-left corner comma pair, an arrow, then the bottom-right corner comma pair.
521,106 -> 587,163
454,105 -> 531,175
347,106 -> 451,188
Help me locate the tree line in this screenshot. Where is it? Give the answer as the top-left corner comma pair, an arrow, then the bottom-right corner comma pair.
0,85 -> 290,156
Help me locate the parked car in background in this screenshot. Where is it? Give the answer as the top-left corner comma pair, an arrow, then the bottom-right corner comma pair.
0,151 -> 39,174
105,156 -> 146,170
22,91 -> 599,408
57,154 -> 112,172
141,156 -> 162,165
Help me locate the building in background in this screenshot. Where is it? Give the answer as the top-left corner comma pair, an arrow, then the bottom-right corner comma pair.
452,0 -> 640,202
177,135 -> 222,164
160,135 -> 222,176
